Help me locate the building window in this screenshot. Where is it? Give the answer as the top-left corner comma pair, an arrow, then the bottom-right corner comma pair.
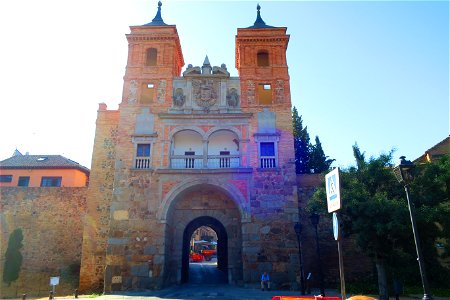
0,175 -> 13,182
258,83 -> 272,104
135,143 -> 151,169
137,144 -> 151,157
260,142 -> 276,168
41,177 -> 62,187
219,151 -> 231,168
185,151 -> 195,169
18,176 -> 30,187
140,82 -> 154,104
146,48 -> 157,66
257,51 -> 269,66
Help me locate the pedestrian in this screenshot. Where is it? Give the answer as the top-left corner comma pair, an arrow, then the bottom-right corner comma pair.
261,271 -> 271,291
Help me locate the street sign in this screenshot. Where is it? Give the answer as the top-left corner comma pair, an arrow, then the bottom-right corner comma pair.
332,212 -> 340,241
50,277 -> 59,286
325,168 -> 341,213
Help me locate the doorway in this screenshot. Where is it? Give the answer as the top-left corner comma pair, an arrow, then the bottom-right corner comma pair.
181,216 -> 228,284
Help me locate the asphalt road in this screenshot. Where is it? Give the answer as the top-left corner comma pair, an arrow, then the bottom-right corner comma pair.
188,258 -> 227,284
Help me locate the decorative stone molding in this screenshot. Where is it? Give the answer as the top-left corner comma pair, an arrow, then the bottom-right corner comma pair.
128,80 -> 138,104
247,80 -> 255,105
157,80 -> 166,103
275,80 -> 284,103
157,177 -> 251,223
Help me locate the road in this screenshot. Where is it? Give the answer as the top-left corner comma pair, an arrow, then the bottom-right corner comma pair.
188,258 -> 227,284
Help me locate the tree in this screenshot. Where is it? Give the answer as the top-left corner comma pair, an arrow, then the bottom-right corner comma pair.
292,106 -> 310,174
409,155 -> 450,285
308,147 -> 450,298
309,136 -> 335,173
3,228 -> 24,286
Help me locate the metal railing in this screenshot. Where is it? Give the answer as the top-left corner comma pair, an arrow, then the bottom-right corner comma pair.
207,155 -> 240,168
171,155 -> 204,169
170,154 -> 240,169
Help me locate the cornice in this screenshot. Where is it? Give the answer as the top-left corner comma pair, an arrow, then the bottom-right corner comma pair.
158,113 -> 253,120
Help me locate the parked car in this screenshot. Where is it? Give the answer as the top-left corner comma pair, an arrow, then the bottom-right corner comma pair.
189,252 -> 204,262
201,249 -> 216,261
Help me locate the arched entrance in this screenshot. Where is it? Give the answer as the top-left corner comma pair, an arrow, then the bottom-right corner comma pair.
181,216 -> 228,283
163,182 -> 244,286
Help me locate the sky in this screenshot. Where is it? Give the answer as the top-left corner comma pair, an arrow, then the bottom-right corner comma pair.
0,0 -> 448,169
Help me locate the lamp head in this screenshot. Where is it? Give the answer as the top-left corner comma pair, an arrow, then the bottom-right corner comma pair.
393,156 -> 415,185
310,212 -> 320,226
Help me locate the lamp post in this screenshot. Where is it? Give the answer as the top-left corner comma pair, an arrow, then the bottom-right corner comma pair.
393,156 -> 432,300
294,222 -> 306,295
310,212 -> 325,296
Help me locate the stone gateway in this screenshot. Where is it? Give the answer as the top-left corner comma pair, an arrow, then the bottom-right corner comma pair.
79,2 -> 300,292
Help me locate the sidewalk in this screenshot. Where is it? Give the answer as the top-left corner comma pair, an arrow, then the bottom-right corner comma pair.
75,285 -> 341,300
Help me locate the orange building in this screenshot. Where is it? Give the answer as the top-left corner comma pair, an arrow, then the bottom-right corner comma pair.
0,150 -> 89,187
414,136 -> 449,163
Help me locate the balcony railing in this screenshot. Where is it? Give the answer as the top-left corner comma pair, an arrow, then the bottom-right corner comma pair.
207,155 -> 240,168
171,155 -> 203,169
170,154 -> 240,169
260,156 -> 276,168
135,157 -> 151,169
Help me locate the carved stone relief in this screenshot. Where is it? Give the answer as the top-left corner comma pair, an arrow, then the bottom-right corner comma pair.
226,88 -> 239,107
157,80 -> 166,104
247,80 -> 255,105
192,79 -> 218,111
275,80 -> 284,103
128,80 -> 138,104
173,88 -> 185,107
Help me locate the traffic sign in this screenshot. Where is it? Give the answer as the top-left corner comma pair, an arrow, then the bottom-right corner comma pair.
332,212 -> 340,241
325,168 -> 341,213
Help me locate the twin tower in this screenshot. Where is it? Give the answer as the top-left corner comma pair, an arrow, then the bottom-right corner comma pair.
79,2 -> 300,292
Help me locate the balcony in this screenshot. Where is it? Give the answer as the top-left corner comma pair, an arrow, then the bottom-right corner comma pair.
260,156 -> 276,168
135,157 -> 151,169
170,154 -> 240,169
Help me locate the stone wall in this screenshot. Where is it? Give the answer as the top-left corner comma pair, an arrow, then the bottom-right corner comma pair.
0,187 -> 87,298
79,106 -> 119,292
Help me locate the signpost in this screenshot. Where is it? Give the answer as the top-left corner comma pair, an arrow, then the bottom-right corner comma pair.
49,277 -> 59,299
325,168 -> 346,300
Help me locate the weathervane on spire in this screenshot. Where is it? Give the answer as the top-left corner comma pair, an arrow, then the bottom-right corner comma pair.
143,0 -> 167,26
248,2 -> 273,28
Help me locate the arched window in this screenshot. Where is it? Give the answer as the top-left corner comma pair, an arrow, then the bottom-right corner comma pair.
257,51 -> 269,67
146,48 -> 157,66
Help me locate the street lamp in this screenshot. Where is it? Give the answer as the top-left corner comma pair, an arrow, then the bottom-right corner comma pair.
393,156 -> 432,300
310,212 -> 325,296
294,222 -> 305,295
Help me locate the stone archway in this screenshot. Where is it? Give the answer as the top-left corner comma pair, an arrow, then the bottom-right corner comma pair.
164,183 -> 243,286
181,216 -> 228,283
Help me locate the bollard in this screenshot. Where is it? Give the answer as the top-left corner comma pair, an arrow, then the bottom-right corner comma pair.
49,291 -> 53,300
22,293 -> 27,300
74,288 -> 78,298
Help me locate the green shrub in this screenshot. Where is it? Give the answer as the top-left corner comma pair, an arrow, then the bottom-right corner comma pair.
2,229 -> 24,286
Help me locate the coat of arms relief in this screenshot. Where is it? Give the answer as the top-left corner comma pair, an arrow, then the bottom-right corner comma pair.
192,79 -> 219,111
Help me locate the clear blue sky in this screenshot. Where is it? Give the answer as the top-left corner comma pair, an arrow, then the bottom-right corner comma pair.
0,0 -> 448,169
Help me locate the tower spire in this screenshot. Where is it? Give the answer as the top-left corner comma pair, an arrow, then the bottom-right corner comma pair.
248,3 -> 274,28
144,1 -> 168,26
